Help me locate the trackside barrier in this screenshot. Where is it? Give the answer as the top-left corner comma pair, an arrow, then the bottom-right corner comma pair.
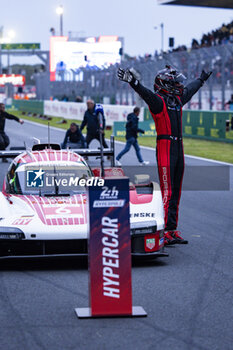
11,100 -> 144,126
75,178 -> 147,318
12,100 -> 44,115
114,121 -> 157,137
43,101 -> 144,126
144,108 -> 233,143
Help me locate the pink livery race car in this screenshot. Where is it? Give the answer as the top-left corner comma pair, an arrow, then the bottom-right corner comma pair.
0,144 -> 167,260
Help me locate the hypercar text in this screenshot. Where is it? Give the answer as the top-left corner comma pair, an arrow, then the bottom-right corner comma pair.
102,216 -> 120,299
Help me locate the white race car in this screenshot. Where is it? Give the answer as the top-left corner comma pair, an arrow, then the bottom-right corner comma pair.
0,144 -> 167,259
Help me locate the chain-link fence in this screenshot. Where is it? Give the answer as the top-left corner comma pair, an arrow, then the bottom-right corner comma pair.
38,43 -> 233,111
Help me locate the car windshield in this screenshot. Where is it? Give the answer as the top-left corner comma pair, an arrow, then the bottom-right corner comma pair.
8,163 -> 93,195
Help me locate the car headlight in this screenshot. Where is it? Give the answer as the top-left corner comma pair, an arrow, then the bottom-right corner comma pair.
0,227 -> 25,240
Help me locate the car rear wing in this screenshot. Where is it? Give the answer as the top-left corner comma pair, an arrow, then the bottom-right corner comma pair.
0,135 -> 115,167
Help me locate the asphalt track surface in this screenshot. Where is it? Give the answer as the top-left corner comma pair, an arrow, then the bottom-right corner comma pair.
0,120 -> 232,350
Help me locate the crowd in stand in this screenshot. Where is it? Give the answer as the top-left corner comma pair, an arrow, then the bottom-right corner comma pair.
191,21 -> 233,49
169,21 -> 233,53
125,21 -> 233,58
122,21 -> 233,87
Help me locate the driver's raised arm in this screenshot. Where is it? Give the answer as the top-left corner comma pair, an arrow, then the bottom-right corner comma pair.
117,68 -> 163,114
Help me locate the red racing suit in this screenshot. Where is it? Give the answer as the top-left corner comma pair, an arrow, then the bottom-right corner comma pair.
130,79 -> 203,230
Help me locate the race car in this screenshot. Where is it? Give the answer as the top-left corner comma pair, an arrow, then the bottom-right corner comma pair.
0,143 -> 167,260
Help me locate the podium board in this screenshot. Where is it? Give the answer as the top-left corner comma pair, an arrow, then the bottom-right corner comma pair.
75,177 -> 147,318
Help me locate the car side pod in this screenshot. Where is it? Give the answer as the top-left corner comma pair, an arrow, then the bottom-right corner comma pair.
75,177 -> 147,318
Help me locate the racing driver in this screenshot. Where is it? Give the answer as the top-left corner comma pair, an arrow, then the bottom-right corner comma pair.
117,65 -> 212,245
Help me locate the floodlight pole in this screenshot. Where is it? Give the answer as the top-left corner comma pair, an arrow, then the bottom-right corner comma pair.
7,49 -> 10,74
0,44 -> 2,75
60,11 -> 63,36
0,26 -> 3,74
160,23 -> 164,53
56,6 -> 64,36
154,23 -> 164,54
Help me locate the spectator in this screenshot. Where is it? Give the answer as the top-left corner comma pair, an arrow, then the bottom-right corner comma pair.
61,94 -> 69,102
226,94 -> 233,130
226,94 -> 233,110
75,96 -> 83,103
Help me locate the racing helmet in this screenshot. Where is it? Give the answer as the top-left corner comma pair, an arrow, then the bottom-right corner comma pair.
95,104 -> 104,115
154,65 -> 186,96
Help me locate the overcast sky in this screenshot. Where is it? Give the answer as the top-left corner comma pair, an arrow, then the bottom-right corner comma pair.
1,0 -> 233,64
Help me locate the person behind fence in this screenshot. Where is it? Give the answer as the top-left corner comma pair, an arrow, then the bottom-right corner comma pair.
61,122 -> 85,149
0,103 -> 24,162
116,107 -> 149,166
80,100 -> 108,148
117,65 -> 212,245
226,94 -> 233,130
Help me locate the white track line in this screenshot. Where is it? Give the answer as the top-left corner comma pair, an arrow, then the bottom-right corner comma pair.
23,119 -> 233,166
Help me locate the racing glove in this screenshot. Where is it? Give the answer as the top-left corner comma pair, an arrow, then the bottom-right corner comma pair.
117,68 -> 139,86
199,70 -> 212,85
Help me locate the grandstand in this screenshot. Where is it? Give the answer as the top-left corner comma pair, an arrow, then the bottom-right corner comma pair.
46,42 -> 232,111
34,7 -> 233,111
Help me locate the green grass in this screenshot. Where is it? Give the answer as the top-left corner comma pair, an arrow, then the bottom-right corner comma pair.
11,111 -> 82,131
9,110 -> 233,164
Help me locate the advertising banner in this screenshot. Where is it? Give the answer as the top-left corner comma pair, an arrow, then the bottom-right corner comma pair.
114,121 -> 157,137
143,107 -> 233,142
88,178 -> 132,316
182,110 -> 228,140
12,100 -> 44,115
0,74 -> 25,86
44,101 -> 144,126
44,101 -> 86,120
103,105 -> 144,125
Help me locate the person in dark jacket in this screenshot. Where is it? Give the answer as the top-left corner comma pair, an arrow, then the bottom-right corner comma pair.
80,100 -> 108,148
0,103 -> 24,162
226,94 -> 233,130
117,65 -> 212,245
116,107 -> 149,165
61,122 -> 85,149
